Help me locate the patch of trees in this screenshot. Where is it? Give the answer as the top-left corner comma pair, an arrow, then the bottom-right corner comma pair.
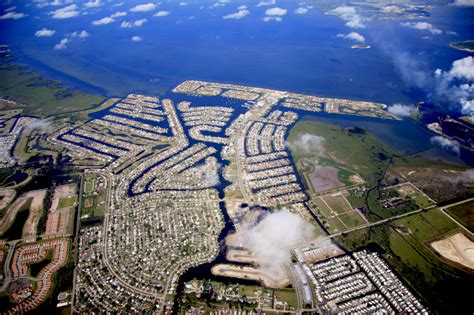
37,188 -> 52,235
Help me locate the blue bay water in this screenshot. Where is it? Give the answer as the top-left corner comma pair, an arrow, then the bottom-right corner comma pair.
0,0 -> 473,164
1,1 -> 471,102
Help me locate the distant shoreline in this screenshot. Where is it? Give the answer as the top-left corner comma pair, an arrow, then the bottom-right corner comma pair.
449,40 -> 474,53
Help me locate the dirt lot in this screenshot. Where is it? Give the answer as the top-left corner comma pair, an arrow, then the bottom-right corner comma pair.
0,195 -> 30,236
431,233 -> 474,270
22,190 -> 47,241
84,198 -> 93,209
0,189 -> 16,210
43,184 -> 77,238
0,190 -> 46,239
211,264 -> 290,288
308,165 -> 343,193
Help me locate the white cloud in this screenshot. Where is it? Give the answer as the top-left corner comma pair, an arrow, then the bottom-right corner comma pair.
211,0 -> 230,8
262,7 -> 286,22
294,7 -> 308,14
287,133 -> 325,155
382,5 -> 400,13
36,0 -> 74,8
51,4 -> 79,19
330,6 -> 365,29
153,10 -> 170,17
54,37 -> 69,49
452,0 -> 474,7
387,104 -> 415,117
24,119 -> 53,134
35,28 -> 56,37
34,0 -> 75,8
0,12 -> 27,20
129,3 -> 157,12
111,11 -> 127,18
121,18 -> 148,28
238,5 -> 247,10
265,7 -> 287,16
5,6 -> 16,12
53,30 -> 88,49
210,3 -> 224,8
430,136 -> 461,156
337,32 -> 365,43
179,2 -> 188,6
131,35 -> 142,42
92,11 -> 127,25
330,6 -> 356,15
92,16 -> 115,25
232,210 -> 315,275
71,30 -> 89,38
434,56 -> 474,116
256,0 -> 276,7
437,56 -> 474,81
401,21 -> 442,35
263,16 -> 282,22
223,8 -> 250,19
84,0 -> 101,8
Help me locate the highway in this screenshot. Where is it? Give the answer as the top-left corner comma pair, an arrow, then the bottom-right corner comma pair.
328,205 -> 436,239
439,198 -> 473,236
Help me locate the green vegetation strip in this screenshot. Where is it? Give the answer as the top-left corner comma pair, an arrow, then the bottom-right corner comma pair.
0,63 -> 104,116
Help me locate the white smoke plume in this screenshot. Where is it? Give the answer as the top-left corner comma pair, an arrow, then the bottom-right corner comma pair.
387,103 -> 416,117
195,158 -> 221,187
232,210 -> 315,273
391,50 -> 431,89
24,119 -> 53,134
430,136 -> 461,156
447,169 -> 474,183
286,133 -> 325,155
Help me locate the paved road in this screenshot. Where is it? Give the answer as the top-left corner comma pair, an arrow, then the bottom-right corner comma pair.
439,198 -> 473,236
0,239 -> 20,292
328,197 -> 474,240
283,263 -> 304,313
71,173 -> 84,313
327,205 -> 436,239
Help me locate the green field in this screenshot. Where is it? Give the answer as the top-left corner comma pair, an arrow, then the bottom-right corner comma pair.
289,120 -> 471,221
273,288 -> 298,309
288,121 -> 396,220
339,211 -> 366,227
445,200 -> 474,233
58,196 -> 77,209
323,194 -> 351,215
80,174 -> 107,223
288,121 -> 394,188
309,192 -> 368,233
179,280 -> 297,312
335,208 -> 473,313
388,154 -> 471,204
395,183 -> 434,208
0,62 -> 104,116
